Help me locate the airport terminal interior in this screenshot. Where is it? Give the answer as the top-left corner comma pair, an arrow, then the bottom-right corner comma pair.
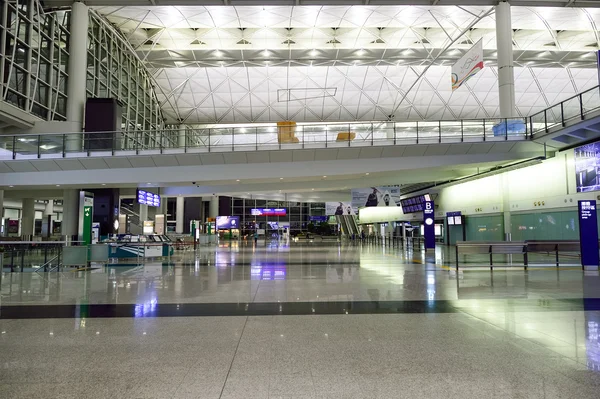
2,0 -> 600,398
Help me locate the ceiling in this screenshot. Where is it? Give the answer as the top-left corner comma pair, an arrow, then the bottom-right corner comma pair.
42,1 -> 600,7
89,4 -> 600,124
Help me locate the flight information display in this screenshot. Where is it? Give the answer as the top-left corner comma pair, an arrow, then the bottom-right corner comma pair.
137,189 -> 161,207
250,208 -> 287,216
400,194 -> 431,214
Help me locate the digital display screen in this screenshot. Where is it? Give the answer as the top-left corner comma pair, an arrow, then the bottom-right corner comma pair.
216,216 -> 239,230
250,208 -> 287,216
137,189 -> 161,207
448,217 -> 455,225
454,216 -> 462,225
400,194 -> 431,214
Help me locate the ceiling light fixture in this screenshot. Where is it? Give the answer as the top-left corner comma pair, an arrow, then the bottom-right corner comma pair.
323,176 -> 327,178
214,49 -> 223,57
356,48 -> 365,56
310,49 -> 318,57
263,49 -> 270,57
280,177 -> 283,180
236,179 -> 240,182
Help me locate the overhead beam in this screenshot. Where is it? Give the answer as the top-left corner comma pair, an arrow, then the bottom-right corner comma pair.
40,0 -> 600,8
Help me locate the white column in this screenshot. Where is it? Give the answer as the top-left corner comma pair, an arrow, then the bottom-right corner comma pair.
21,198 -> 35,236
176,196 -> 184,234
209,197 -> 219,218
65,2 -> 89,151
501,174 -> 511,241
139,204 -> 148,223
44,200 -> 54,217
62,189 -> 80,239
178,125 -> 186,148
0,189 -> 4,236
496,1 -> 516,118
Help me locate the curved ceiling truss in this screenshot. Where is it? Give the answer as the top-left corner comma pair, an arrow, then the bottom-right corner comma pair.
92,5 -> 600,124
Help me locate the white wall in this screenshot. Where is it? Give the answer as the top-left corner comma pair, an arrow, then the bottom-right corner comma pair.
358,206 -> 404,224
420,151 -> 588,220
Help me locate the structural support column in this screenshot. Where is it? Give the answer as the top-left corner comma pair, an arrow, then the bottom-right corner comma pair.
65,1 -> 89,151
42,200 -> 54,238
21,198 -> 35,237
178,125 -> 186,148
0,189 -> 4,236
209,197 -> 219,219
496,1 -> 516,118
62,189 -> 80,240
176,196 -> 184,234
501,174 -> 511,241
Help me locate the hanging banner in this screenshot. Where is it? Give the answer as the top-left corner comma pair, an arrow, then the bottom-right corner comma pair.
451,39 -> 484,91
326,202 -> 356,216
351,187 -> 401,211
578,200 -> 599,268
423,201 -> 436,251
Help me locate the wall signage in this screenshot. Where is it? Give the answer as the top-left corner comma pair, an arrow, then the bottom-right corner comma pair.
578,200 -> 599,268
423,201 -> 436,250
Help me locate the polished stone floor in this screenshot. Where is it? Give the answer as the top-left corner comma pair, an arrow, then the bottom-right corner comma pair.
1,241 -> 600,398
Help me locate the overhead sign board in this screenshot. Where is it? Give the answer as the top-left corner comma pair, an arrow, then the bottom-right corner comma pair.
250,208 -> 286,216
137,189 -> 161,207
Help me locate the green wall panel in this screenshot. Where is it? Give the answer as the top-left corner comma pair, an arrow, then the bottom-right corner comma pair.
511,210 -> 579,241
465,215 -> 504,241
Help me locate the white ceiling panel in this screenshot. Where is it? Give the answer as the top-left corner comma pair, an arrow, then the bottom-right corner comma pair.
90,4 -> 600,124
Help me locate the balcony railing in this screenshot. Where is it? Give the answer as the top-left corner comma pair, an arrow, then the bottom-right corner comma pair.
0,86 -> 597,161
0,118 -> 532,160
530,85 -> 600,136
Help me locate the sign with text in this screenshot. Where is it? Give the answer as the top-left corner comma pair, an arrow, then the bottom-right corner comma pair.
326,202 -> 356,215
250,208 -> 286,216
423,201 -> 436,250
136,189 -> 161,207
216,216 -> 240,230
578,200 -> 599,267
351,186 -> 401,210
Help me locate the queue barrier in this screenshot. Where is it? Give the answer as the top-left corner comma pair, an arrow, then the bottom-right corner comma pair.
455,240 -> 584,270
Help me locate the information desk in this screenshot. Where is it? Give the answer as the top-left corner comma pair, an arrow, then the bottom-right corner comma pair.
108,235 -> 173,259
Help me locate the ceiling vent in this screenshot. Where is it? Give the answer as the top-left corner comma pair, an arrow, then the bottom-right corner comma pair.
282,39 -> 296,45
326,38 -> 341,44
237,39 -> 251,45
371,38 -> 385,44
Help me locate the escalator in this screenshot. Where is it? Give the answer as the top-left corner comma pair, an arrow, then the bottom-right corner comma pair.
336,215 -> 350,237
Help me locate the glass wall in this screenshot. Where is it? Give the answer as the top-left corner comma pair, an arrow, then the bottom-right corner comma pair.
0,0 -> 166,146
230,197 -> 323,236
87,12 -> 167,147
465,214 -> 504,241
0,0 -> 69,120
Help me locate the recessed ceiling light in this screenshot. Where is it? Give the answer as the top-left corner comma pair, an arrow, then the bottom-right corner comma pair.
310,49 -> 318,57
366,173 -> 370,175
323,176 -> 327,178
280,177 -> 283,180
311,188 -> 314,191
214,49 -> 223,57
356,48 -> 365,56
56,185 -> 60,187
236,179 -> 240,182
101,183 -> 106,186
147,183 -> 151,185
9,185 -> 14,188
263,49 -> 270,57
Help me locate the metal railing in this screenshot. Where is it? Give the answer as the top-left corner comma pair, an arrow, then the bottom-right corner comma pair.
0,117 -> 531,160
1,85 -> 597,161
530,85 -> 600,136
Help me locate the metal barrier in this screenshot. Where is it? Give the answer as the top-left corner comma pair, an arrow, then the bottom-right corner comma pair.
455,241 -> 528,270
455,240 -> 586,270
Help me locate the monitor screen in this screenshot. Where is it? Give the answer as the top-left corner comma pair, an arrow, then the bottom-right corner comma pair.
250,208 -> 287,216
137,189 -> 161,207
448,216 -> 455,225
216,216 -> 240,230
